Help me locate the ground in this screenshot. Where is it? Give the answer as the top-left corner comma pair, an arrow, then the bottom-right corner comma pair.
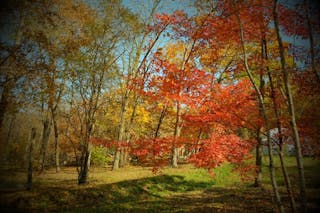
0,157 -> 319,212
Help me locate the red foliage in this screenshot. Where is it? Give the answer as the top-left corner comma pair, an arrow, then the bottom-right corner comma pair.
91,137 -> 129,150
188,126 -> 255,174
131,137 -> 175,172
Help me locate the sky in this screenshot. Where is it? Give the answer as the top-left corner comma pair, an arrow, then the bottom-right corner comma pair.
122,0 -> 197,16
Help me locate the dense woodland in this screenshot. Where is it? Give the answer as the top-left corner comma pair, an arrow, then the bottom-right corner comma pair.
0,0 -> 319,212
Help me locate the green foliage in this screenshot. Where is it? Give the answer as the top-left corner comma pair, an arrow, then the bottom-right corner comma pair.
90,145 -> 112,166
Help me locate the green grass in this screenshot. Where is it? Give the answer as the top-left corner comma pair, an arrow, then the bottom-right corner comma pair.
261,156 -> 320,188
0,157 -> 319,212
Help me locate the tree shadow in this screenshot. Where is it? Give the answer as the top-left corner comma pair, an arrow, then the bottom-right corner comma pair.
1,173 -> 320,212
0,174 -> 270,212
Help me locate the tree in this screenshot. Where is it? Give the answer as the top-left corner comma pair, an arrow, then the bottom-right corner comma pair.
232,1 -> 284,211
273,0 -> 307,211
111,0 -> 168,170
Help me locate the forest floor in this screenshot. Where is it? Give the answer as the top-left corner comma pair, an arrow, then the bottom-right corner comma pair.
0,157 -> 319,212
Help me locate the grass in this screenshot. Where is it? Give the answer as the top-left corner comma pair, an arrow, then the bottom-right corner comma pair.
0,157 -> 319,212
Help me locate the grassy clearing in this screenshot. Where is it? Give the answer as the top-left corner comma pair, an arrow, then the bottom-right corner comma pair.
0,157 -> 319,212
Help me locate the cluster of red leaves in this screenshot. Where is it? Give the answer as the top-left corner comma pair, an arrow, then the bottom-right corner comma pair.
91,137 -> 129,150
278,3 -> 309,38
184,79 -> 260,131
291,70 -> 320,156
188,126 -> 255,175
130,137 -> 186,172
145,54 -> 210,106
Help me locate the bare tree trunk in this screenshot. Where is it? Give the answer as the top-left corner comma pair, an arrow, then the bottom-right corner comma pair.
51,110 -> 60,172
0,81 -> 10,131
78,148 -> 90,184
194,129 -> 202,154
122,146 -> 129,167
119,147 -> 125,168
87,146 -> 91,169
121,91 -> 140,168
78,121 -> 94,184
254,128 -> 262,187
113,147 -> 121,170
156,105 -> 167,137
273,1 -> 307,211
39,117 -> 51,173
6,115 -> 15,143
1,114 -> 16,161
253,40 -> 265,188
27,128 -> 36,190
234,3 -> 284,212
171,101 -> 180,168
113,105 -> 127,170
113,92 -> 128,170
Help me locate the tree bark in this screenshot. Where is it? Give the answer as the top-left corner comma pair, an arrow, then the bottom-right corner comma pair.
39,116 -> 52,173
51,109 -> 60,172
254,128 -> 262,187
78,148 -> 90,184
273,1 -> 307,211
27,128 -> 36,190
171,101 -> 181,168
113,91 -> 128,170
78,121 -> 93,184
0,80 -> 10,131
119,147 -> 125,168
6,115 -> 16,144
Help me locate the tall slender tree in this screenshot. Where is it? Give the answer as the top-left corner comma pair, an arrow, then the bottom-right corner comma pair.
273,0 -> 307,211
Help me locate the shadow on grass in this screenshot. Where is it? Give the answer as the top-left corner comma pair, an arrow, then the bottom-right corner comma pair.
1,158 -> 320,212
0,174 -> 278,212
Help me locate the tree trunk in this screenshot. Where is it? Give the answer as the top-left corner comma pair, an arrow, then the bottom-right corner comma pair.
6,115 -> 16,143
39,117 -> 51,172
78,148 -> 90,184
234,3 -> 284,212
2,114 -> 16,161
253,39 -> 264,188
113,147 -> 121,170
122,146 -> 129,167
0,81 -> 10,131
27,128 -> 36,190
119,147 -> 124,168
273,1 -> 307,211
121,91 -> 139,168
171,101 -> 181,168
78,121 -> 93,184
263,37 -> 297,213
51,110 -> 60,173
87,147 -> 91,169
194,129 -> 202,154
254,129 -> 262,187
113,92 -> 128,170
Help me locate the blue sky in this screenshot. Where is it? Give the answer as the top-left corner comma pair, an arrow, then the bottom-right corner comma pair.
122,0 -> 197,17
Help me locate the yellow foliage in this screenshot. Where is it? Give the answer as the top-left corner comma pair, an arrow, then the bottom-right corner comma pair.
163,41 -> 192,66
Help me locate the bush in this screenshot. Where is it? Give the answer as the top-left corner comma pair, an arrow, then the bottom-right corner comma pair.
91,145 -> 112,166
